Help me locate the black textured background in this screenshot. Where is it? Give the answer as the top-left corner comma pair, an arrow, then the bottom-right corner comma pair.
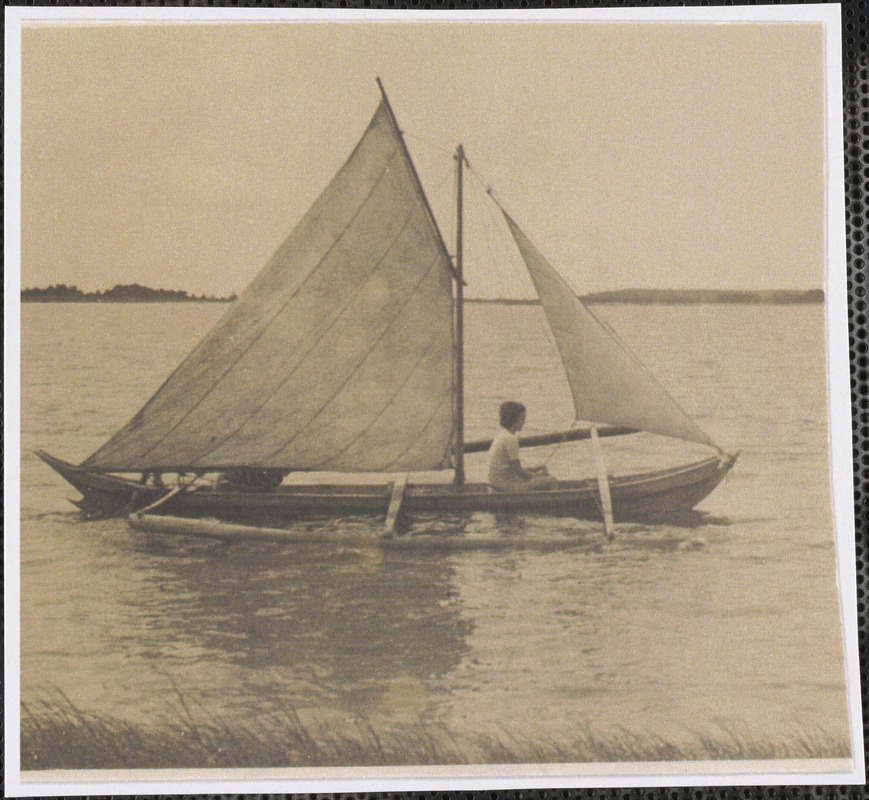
7,0 -> 867,796
845,3 -> 868,797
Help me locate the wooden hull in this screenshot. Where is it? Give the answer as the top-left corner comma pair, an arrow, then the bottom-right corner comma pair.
36,449 -> 737,526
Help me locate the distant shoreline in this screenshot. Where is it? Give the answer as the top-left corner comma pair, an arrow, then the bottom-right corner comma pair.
21,284 -> 236,303
21,286 -> 823,305
468,289 -> 824,305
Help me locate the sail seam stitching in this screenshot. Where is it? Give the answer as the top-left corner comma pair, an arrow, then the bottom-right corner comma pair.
82,125 -> 402,468
188,204 -> 437,465
83,126 -> 377,468
263,253 -> 448,464
308,335 -> 451,471
118,145 -> 404,467
384,391 -> 454,472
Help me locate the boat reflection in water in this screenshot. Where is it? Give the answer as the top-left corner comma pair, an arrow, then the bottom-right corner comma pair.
125,525 -> 473,728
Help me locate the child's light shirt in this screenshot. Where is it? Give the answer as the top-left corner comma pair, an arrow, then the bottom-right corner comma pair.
488,427 -> 520,487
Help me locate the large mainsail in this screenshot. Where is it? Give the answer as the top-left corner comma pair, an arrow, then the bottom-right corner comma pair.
502,212 -> 717,449
82,101 -> 457,473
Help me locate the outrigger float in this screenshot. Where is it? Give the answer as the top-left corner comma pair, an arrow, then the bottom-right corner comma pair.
38,80 -> 736,540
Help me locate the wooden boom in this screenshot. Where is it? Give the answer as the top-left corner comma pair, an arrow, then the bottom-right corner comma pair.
463,425 -> 639,454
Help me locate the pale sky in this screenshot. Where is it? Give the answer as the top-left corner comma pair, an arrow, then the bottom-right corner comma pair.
20,20 -> 826,298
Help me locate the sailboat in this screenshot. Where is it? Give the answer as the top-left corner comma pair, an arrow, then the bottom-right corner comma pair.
37,80 -> 737,536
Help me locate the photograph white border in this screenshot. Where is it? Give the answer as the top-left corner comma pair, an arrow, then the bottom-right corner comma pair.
4,3 -> 861,794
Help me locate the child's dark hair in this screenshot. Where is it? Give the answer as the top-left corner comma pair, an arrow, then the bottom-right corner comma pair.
499,401 -> 526,429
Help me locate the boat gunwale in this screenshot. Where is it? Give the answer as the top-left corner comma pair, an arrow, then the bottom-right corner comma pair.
37,449 -> 731,499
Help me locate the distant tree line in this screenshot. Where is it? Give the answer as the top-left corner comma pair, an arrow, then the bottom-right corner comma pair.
24,284 -> 824,305
466,289 -> 825,305
577,288 -> 825,304
21,283 -> 237,303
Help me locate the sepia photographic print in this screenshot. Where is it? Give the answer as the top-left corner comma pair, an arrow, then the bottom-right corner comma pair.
4,4 -> 863,793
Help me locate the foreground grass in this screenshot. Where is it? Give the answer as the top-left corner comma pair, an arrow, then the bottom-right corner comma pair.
21,691 -> 850,771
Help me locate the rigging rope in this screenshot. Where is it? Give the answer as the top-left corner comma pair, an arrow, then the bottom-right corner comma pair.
403,129 -> 455,159
403,129 -> 459,248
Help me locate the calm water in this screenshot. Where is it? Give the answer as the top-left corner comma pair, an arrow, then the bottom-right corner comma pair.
19,302 -> 851,762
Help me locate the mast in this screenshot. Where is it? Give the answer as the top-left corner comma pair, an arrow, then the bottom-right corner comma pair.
454,144 -> 467,484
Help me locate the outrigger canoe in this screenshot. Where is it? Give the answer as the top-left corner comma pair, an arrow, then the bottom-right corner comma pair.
37,80 -> 737,536
37,448 -> 736,525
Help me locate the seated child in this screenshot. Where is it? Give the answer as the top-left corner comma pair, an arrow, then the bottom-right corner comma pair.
488,401 -> 558,492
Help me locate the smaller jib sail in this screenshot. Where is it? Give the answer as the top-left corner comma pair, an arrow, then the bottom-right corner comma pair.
82,100 -> 456,474
502,212 -> 718,449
